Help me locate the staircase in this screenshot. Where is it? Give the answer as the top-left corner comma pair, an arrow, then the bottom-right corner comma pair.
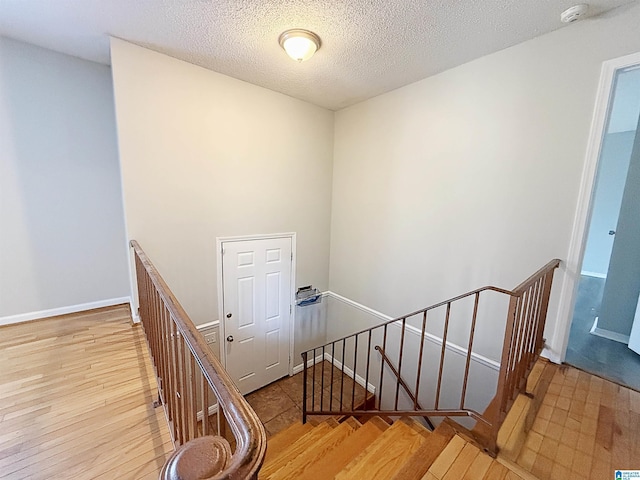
259,359 -> 560,480
259,415 -> 533,480
134,243 -> 561,480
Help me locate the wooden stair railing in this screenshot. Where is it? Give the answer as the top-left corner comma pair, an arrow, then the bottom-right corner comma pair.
375,346 -> 435,430
131,240 -> 266,479
301,259 -> 560,457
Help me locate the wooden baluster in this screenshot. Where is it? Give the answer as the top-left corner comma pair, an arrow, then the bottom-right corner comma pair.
189,354 -> 198,440
414,311 -> 427,411
434,303 -> 451,410
394,318 -> 406,410
302,351 -> 308,424
378,325 -> 388,410
312,347 -> 316,412
201,371 -> 209,436
340,340 -> 346,411
320,346 -> 325,412
460,293 -> 480,409
217,403 -> 227,440
351,335 -> 358,411
364,330 -> 372,410
329,342 -> 335,410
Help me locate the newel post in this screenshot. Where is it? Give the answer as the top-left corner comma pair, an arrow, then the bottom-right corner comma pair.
490,294 -> 520,455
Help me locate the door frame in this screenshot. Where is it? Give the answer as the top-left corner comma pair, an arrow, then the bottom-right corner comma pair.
216,232 -> 297,377
550,51 -> 640,363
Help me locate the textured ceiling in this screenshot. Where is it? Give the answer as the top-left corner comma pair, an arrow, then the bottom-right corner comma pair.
0,0 -> 636,110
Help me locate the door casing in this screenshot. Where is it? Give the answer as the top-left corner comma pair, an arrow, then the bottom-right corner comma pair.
216,233 -> 297,379
550,51 -> 640,363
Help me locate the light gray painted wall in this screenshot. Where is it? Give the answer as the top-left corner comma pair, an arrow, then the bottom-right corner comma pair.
582,131 -> 635,276
294,299 -> 327,362
0,36 -> 130,318
330,3 -> 640,361
110,38 -> 334,365
322,294 -> 498,426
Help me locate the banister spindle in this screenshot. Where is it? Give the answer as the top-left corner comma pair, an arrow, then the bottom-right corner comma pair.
394,318 -> 406,410
414,311 -> 427,410
434,303 -> 451,410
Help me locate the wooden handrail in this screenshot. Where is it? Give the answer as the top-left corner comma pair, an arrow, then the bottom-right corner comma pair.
512,259 -> 561,294
131,240 -> 266,480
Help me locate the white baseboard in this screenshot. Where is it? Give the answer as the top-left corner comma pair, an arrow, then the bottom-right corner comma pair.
293,353 -> 325,375
580,271 -> 607,279
292,353 -> 376,394
196,403 -> 219,421
325,291 -> 500,372
196,320 -> 220,331
0,297 -> 132,327
323,352 -> 377,394
590,317 -> 630,344
131,302 -> 141,324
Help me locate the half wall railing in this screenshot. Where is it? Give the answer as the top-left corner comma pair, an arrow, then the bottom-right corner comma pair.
301,259 -> 560,455
131,240 -> 266,479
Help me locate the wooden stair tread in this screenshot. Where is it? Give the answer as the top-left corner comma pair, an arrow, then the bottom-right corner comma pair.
389,422 -> 452,480
266,418 -> 361,480
481,461 -> 510,480
424,435 -> 467,479
296,416 -> 389,480
335,418 -> 428,480
399,416 -> 432,439
259,419 -> 338,478
265,421 -> 314,463
424,432 -> 531,480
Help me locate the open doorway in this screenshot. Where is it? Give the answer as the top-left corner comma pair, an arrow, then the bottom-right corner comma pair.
565,63 -> 640,390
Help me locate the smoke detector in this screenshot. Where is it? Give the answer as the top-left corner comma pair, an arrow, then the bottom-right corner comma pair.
561,4 -> 589,23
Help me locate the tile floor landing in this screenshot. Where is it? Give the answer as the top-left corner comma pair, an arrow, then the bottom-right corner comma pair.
243,361 -> 367,438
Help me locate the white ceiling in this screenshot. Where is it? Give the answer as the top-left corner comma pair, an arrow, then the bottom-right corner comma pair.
0,0 -> 636,110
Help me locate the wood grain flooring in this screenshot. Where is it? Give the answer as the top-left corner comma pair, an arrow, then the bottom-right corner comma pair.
513,364 -> 640,480
0,305 -> 173,479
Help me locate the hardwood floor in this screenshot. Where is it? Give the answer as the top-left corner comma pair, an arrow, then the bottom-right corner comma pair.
2,304 -> 638,479
514,364 -> 640,479
0,305 -> 173,480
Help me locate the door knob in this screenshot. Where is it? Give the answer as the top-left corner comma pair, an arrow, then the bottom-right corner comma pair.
226,335 -> 234,342
226,313 -> 232,318
609,230 -> 616,235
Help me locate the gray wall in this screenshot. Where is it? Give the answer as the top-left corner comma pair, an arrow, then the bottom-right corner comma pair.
329,2 -> 640,362
582,131 -> 635,276
0,37 -> 130,320
598,120 -> 640,336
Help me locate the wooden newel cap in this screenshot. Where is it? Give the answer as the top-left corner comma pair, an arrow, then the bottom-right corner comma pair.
160,436 -> 232,480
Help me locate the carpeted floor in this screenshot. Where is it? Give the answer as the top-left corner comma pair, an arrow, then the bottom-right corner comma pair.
565,274 -> 640,391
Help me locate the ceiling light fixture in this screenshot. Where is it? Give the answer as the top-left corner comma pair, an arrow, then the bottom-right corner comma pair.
278,29 -> 321,62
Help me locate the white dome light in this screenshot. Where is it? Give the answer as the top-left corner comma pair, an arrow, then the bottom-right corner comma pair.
278,29 -> 321,62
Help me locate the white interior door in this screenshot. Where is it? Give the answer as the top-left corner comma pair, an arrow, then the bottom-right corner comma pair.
222,237 -> 292,394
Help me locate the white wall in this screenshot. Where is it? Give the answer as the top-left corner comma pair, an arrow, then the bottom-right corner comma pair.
0,37 -> 130,322
110,39 -> 334,357
330,3 -> 640,361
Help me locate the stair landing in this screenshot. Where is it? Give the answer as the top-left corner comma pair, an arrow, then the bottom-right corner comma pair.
501,364 -> 640,479
0,305 -> 173,480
